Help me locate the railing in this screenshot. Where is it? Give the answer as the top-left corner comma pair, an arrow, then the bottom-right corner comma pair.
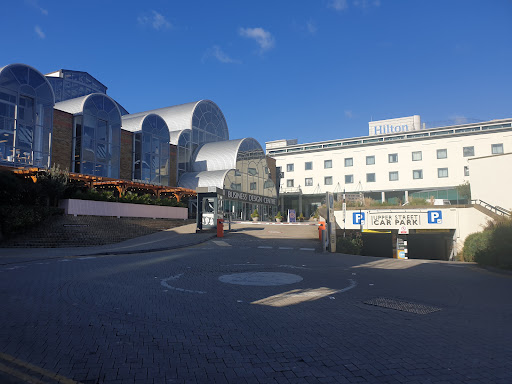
471,199 -> 511,216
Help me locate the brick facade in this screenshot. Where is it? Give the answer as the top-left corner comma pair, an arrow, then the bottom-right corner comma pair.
169,144 -> 177,187
51,109 -> 73,171
120,130 -> 133,181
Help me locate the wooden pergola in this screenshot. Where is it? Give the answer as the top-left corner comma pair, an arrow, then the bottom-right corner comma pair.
7,166 -> 196,202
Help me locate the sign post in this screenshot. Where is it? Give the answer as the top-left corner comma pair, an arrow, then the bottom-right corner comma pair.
326,192 -> 336,253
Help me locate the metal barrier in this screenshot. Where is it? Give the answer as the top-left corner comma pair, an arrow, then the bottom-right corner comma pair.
471,199 -> 511,216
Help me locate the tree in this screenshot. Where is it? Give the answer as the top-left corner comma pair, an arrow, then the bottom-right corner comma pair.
456,181 -> 471,201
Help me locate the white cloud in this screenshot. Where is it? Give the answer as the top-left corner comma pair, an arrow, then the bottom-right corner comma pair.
306,21 -> 317,35
204,46 -> 241,64
328,0 -> 348,11
26,0 -> 48,15
451,115 -> 469,125
345,110 -> 353,119
34,25 -> 45,39
138,10 -> 172,30
239,27 -> 275,52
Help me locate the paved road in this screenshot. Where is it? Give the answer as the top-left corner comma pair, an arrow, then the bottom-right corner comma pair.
1,224 -> 511,383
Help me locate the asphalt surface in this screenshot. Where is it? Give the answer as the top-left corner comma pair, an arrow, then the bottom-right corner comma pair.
1,223 -> 511,383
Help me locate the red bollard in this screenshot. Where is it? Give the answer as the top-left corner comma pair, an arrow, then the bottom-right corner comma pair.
217,218 -> 224,238
318,221 -> 326,240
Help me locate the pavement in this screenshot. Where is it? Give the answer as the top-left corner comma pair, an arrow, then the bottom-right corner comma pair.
1,222 -> 511,384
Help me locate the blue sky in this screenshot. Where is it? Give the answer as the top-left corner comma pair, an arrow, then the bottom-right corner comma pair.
3,0 -> 512,146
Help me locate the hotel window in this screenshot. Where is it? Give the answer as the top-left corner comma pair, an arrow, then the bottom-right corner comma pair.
437,149 -> 447,159
344,157 -> 353,167
248,167 -> 258,176
305,177 -> 313,186
367,173 -> 376,182
388,153 -> 398,163
492,143 -> 504,154
413,170 -> 423,179
366,155 -> 375,165
324,159 -> 332,169
464,166 -> 469,176
324,176 -> 333,185
250,182 -> 256,190
412,151 -> 422,161
345,175 -> 354,184
389,171 -> 399,181
287,179 -> 294,187
438,168 -> 448,178
286,163 -> 294,172
305,161 -> 313,170
463,146 -> 475,157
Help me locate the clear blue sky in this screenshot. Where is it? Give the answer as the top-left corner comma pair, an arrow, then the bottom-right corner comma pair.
3,0 -> 512,146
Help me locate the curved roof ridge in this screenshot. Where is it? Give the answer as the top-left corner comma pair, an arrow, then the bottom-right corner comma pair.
0,63 -> 56,104
54,93 -> 122,117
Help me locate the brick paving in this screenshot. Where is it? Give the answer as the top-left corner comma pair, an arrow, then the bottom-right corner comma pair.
1,224 -> 511,383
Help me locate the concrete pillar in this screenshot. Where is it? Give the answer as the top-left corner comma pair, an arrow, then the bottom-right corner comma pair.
298,193 -> 303,215
381,191 -> 385,203
404,190 -> 409,204
280,195 -> 284,213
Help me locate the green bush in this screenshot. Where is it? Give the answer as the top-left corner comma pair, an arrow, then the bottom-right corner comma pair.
462,231 -> 491,262
336,234 -> 363,255
408,197 -> 428,206
475,219 -> 512,269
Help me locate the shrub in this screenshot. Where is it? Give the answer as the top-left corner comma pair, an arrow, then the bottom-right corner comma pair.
0,205 -> 64,237
336,234 -> 363,255
251,209 -> 259,218
408,197 -> 428,206
475,218 -> 512,269
462,231 -> 491,262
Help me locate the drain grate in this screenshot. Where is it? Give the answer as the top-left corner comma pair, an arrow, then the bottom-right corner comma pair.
364,297 -> 441,314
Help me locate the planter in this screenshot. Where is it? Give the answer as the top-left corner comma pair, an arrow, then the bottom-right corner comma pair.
276,218 -> 282,223
252,217 -> 259,222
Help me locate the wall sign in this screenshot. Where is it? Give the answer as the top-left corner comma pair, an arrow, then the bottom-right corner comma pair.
223,189 -> 277,206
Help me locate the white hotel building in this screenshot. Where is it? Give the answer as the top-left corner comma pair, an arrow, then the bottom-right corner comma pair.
266,115 -> 512,217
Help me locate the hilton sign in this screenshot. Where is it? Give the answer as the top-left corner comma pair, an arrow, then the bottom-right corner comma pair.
369,115 -> 422,136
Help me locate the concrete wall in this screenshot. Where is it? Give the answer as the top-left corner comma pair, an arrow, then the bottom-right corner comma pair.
60,199 -> 188,219
469,152 -> 512,211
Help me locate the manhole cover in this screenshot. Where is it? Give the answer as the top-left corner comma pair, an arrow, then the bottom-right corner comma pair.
364,297 -> 441,314
218,272 -> 303,286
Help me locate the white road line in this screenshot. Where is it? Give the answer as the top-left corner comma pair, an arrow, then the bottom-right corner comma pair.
77,256 -> 96,260
161,274 -> 206,294
58,259 -> 71,262
299,248 -> 315,251
212,240 -> 231,247
278,247 -> 293,250
336,279 -> 357,293
257,246 -> 272,249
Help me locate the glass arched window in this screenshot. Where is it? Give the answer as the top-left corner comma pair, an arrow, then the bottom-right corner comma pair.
177,130 -> 191,179
0,64 -> 54,167
191,100 -> 228,153
133,114 -> 170,185
72,94 -> 121,177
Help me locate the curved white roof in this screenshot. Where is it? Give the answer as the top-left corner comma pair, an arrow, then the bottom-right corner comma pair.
54,93 -> 122,117
178,170 -> 230,190
192,139 -> 246,172
169,129 -> 191,146
121,113 -> 167,133
127,101 -> 199,132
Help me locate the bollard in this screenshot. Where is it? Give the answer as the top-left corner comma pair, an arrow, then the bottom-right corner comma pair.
318,221 -> 326,240
217,218 -> 224,238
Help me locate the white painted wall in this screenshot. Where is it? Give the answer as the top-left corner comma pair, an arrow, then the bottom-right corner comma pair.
275,130 -> 512,196
469,152 -> 512,211
60,199 -> 188,219
333,206 -> 492,253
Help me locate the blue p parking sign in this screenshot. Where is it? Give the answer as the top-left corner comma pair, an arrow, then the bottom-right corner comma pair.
428,210 -> 442,224
353,212 -> 365,225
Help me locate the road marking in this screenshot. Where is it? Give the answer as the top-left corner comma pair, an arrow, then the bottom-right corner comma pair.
336,279 -> 357,293
77,256 -> 96,260
299,248 -> 315,251
58,259 -> 71,262
212,240 -> 231,247
0,352 -> 80,384
278,247 -> 293,250
257,246 -> 272,249
161,274 -> 206,294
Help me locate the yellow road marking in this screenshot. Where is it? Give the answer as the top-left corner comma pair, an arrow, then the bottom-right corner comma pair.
0,352 -> 81,384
